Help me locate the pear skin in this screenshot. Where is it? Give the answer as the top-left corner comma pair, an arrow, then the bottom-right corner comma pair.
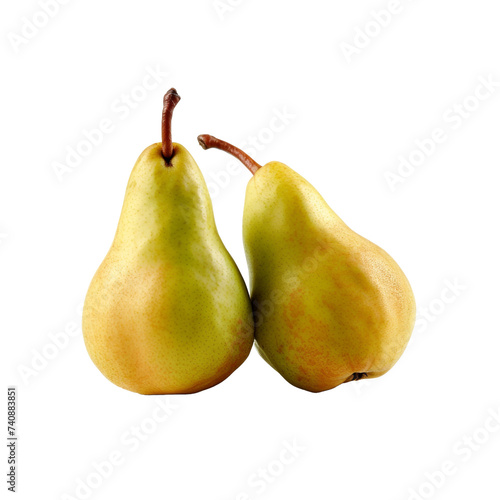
198,135 -> 416,393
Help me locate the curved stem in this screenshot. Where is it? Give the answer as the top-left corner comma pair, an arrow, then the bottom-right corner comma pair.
197,134 -> 262,175
161,88 -> 181,163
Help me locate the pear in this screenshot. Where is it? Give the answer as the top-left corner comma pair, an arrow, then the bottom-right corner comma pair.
83,90 -> 254,395
198,134 -> 416,393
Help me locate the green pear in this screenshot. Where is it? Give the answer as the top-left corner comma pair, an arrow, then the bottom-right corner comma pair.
198,134 -> 416,393
83,90 -> 254,395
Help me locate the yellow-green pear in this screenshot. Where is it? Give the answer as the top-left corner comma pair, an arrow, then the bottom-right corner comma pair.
83,91 -> 254,395
198,134 -> 415,393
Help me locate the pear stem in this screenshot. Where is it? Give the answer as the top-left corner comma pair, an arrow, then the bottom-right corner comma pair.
161,88 -> 181,163
197,134 -> 262,175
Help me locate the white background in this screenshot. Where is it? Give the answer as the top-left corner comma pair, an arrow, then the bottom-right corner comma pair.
2,1 -> 500,499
